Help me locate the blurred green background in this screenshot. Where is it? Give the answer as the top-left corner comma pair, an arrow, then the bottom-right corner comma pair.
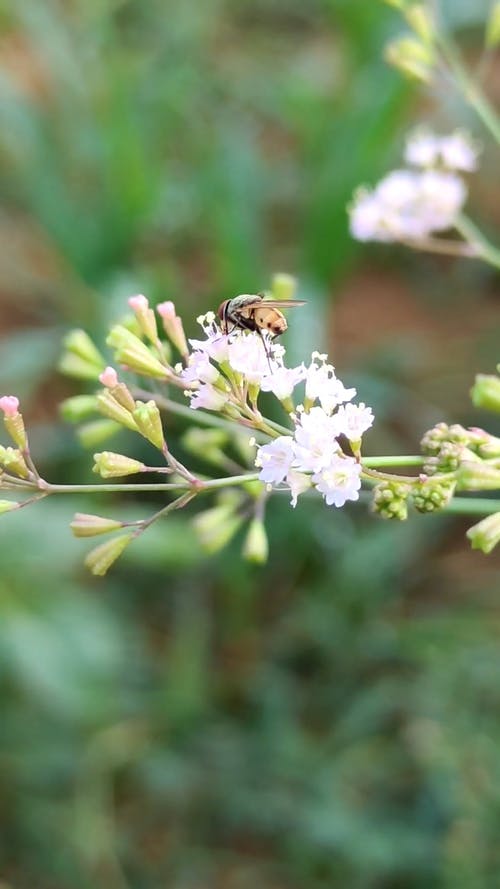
1,1 -> 500,887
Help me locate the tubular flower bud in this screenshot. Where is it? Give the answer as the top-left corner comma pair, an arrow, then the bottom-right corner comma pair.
93,451 -> 145,479
384,36 -> 435,82
404,5 -> 435,44
157,302 -> 189,360
182,428 -> 229,467
372,481 -> 410,520
411,479 -> 455,513
77,420 -> 121,449
0,397 -> 26,450
467,512 -> 500,555
70,513 -> 124,537
128,295 -> 159,345
0,446 -> 29,479
193,498 -> 244,554
106,325 -> 168,379
59,352 -> 106,381
99,366 -> 119,388
242,518 -> 269,564
96,391 -> 139,432
271,273 -> 298,302
456,462 -> 500,492
0,500 -> 19,514
132,400 -> 165,451
486,1 -> 500,48
471,374 -> 500,413
60,395 -> 99,423
63,329 -> 106,368
84,533 -> 134,576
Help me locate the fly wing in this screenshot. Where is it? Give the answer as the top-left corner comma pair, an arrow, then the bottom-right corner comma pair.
238,299 -> 306,310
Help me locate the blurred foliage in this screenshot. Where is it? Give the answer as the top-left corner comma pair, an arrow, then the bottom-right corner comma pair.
1,1 -> 500,887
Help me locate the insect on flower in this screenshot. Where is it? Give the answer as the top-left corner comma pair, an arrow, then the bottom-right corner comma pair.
217,293 -> 306,366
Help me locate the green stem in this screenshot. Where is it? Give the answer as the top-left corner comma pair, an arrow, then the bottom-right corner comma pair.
454,214 -> 500,271
442,497 -> 500,516
362,455 -> 424,468
400,236 -> 478,259
43,473 -> 261,496
437,34 -> 500,145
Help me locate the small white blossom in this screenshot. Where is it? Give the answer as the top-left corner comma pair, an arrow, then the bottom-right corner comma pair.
188,382 -> 228,412
405,129 -> 479,172
181,351 -> 220,385
190,313 -> 230,363
404,130 -> 440,167
333,402 -> 374,442
304,354 -> 356,413
255,436 -> 295,484
312,455 -> 362,507
286,468 -> 311,507
261,364 -> 306,401
228,332 -> 281,384
293,406 -> 340,473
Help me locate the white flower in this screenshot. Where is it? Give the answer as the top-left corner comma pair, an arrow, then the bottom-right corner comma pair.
404,130 -> 440,167
255,436 -> 295,484
304,354 -> 356,413
188,382 -> 228,412
227,332 -> 278,384
312,455 -> 362,507
293,406 -> 340,473
333,402 -> 374,442
286,468 -> 311,507
181,351 -> 220,385
405,129 -> 479,172
190,312 -> 230,363
261,364 -> 306,401
349,169 -> 467,243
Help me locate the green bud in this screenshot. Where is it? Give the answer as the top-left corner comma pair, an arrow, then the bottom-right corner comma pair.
93,451 -> 145,479
471,374 -> 500,413
108,382 -> 136,413
0,446 -> 29,479
77,420 -> 121,449
193,504 -> 244,554
404,4 -> 435,44
106,325 -> 168,379
486,1 -> 500,48
384,35 -> 434,82
128,296 -> 159,345
456,461 -> 500,492
467,512 -> 500,554
59,353 -> 104,381
372,481 -> 410,520
4,412 -> 27,450
0,500 -> 19,514
411,479 -> 455,513
60,395 -> 99,423
84,533 -> 134,576
132,400 -> 165,451
242,518 -> 269,564
182,428 -> 229,467
271,273 -> 297,302
70,512 -> 124,537
382,0 -> 407,8
63,329 -> 105,368
96,391 -> 138,432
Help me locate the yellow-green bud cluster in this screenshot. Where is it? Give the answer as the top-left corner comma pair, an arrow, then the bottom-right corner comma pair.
106,325 -> 168,379
411,479 -> 455,513
421,423 -> 496,474
471,374 -> 500,413
59,330 -> 106,381
372,481 -> 410,520
0,446 -> 29,479
467,512 -> 500,555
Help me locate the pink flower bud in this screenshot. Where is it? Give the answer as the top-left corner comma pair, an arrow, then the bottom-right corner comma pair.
0,396 -> 20,417
128,294 -> 149,312
157,301 -> 176,320
99,366 -> 119,388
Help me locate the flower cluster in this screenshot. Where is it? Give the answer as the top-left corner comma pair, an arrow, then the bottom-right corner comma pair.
183,315 -> 374,508
349,129 -> 477,244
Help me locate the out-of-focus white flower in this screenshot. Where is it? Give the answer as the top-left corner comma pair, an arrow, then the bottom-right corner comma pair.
304,353 -> 356,413
181,351 -> 220,385
227,333 -> 274,383
312,455 -> 362,507
261,364 -> 306,401
255,436 -> 295,484
405,129 -> 479,172
286,468 -> 311,507
293,406 -> 340,473
333,402 -> 374,442
349,169 -> 467,243
188,382 -> 228,412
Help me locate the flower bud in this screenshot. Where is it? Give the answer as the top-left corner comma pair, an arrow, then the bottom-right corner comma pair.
411,479 -> 455,513
467,512 -> 500,555
404,4 -> 435,44
0,446 -> 29,479
384,35 -> 434,82
77,420 -> 121,449
59,352 -> 105,381
270,273 -> 297,303
128,295 -> 159,345
486,1 -> 500,48
471,374 -> 500,413
456,461 -> 500,492
132,400 -> 165,451
96,391 -> 139,432
157,301 -> 189,360
0,397 -> 27,450
93,451 -> 145,478
182,427 -> 229,467
193,501 -> 244,554
372,481 -> 410,520
84,533 -> 134,576
0,500 -> 19,514
242,518 -> 269,564
106,325 -> 168,379
60,395 -> 99,423
63,329 -> 105,368
70,513 -> 124,537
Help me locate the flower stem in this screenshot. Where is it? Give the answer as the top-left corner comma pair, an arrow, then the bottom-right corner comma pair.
400,236 -> 478,259
442,497 -> 500,516
454,214 -> 500,271
362,455 -> 424,468
43,473 -> 261,496
437,34 -> 500,145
